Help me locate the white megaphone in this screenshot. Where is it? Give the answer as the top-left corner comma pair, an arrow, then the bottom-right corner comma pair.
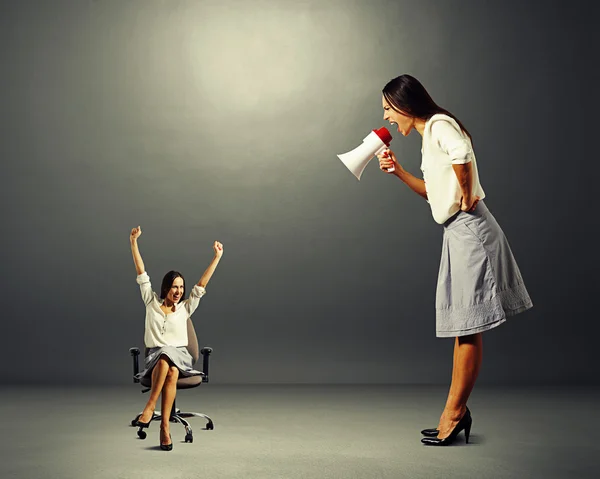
337,127 -> 394,180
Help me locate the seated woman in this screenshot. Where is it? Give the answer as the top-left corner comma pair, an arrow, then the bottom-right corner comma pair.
129,225 -> 223,451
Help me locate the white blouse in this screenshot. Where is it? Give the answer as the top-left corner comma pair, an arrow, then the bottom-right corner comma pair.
136,272 -> 206,348
420,114 -> 486,224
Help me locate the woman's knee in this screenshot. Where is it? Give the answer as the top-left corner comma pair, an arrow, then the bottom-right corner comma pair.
167,365 -> 180,379
158,354 -> 173,367
458,332 -> 482,345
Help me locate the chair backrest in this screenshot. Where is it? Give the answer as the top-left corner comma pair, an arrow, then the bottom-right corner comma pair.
144,318 -> 200,364
186,317 -> 199,364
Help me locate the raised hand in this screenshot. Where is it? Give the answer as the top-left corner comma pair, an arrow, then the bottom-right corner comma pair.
196,241 -> 224,288
130,226 -> 145,275
213,241 -> 224,258
130,226 -> 142,243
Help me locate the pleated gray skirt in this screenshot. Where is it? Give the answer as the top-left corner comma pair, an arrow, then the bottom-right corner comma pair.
435,201 -> 533,337
134,345 -> 203,381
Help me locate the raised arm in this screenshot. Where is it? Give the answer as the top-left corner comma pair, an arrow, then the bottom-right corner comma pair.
130,226 -> 145,275
130,226 -> 154,305
185,241 -> 224,315
197,241 -> 224,288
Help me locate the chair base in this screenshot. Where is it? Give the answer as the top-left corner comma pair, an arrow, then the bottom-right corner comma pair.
131,409 -> 214,443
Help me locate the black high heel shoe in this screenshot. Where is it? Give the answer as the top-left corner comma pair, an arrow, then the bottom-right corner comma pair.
421,408 -> 472,446
421,407 -> 470,438
135,413 -> 153,428
160,433 -> 173,451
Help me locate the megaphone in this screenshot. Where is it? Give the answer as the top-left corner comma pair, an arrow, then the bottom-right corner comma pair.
337,127 -> 393,180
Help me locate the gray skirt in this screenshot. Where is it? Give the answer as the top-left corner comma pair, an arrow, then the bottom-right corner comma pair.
436,201 -> 533,337
134,345 -> 203,381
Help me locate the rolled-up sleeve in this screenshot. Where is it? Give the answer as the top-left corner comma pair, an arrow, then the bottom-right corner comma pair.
136,272 -> 154,306
431,120 -> 473,164
185,285 -> 206,316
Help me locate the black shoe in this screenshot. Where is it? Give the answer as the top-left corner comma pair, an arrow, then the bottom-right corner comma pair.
421,408 -> 472,446
421,407 -> 470,437
160,433 -> 173,451
135,410 -> 155,428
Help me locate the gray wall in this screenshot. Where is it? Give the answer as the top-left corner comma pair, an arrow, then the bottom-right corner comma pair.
1,0 -> 596,385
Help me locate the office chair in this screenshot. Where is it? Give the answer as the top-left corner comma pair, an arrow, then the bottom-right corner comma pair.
129,317 -> 214,443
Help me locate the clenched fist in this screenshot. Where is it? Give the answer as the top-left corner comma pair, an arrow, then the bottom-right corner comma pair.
377,148 -> 400,174
130,226 -> 142,243
213,241 -> 224,258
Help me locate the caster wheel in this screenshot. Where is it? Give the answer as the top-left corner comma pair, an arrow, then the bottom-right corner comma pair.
206,422 -> 214,430
137,430 -> 147,440
185,433 -> 193,443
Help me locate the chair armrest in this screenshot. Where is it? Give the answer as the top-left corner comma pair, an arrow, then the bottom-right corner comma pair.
200,347 -> 213,383
129,347 -> 140,383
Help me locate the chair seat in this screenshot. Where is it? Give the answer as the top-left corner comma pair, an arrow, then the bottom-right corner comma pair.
140,374 -> 204,390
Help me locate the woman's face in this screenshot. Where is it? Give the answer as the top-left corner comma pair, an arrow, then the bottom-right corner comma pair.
382,95 -> 415,136
166,277 -> 184,304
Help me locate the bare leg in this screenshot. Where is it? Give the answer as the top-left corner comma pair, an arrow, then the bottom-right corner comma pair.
159,366 -> 179,446
138,355 -> 171,423
437,333 -> 483,439
437,337 -> 460,430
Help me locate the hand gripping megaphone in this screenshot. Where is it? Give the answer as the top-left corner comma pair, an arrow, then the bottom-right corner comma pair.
337,127 -> 393,180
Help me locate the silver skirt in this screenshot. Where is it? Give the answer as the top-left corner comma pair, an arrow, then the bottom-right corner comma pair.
133,345 -> 203,381
436,201 -> 533,337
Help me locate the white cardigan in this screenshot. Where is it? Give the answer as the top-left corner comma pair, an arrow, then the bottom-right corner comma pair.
420,114 -> 485,224
136,272 -> 206,348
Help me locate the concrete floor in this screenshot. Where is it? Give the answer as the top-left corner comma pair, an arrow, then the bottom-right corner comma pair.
1,384 -> 598,479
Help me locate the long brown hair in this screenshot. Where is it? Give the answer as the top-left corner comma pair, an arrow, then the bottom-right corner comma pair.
382,74 -> 472,140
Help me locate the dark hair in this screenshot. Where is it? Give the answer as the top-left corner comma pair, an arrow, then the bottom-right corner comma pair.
382,74 -> 471,140
160,270 -> 185,301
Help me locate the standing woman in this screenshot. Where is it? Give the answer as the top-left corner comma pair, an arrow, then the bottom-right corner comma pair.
130,226 -> 223,451
377,74 -> 532,446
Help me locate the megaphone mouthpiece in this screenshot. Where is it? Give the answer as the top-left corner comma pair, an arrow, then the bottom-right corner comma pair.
373,127 -> 392,146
